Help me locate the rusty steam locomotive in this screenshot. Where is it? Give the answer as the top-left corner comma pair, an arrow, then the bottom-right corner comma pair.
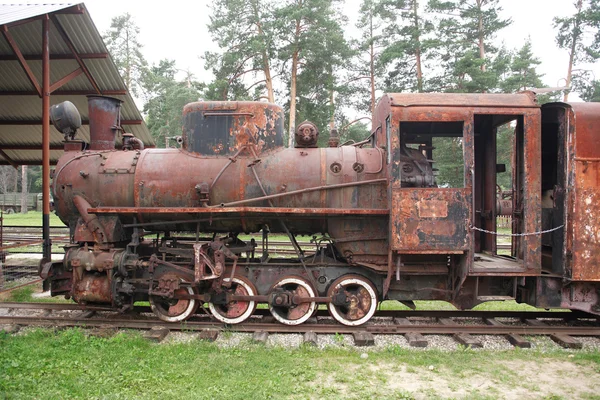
41,92 -> 600,325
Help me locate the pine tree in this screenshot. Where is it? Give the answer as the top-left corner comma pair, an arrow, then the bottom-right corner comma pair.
346,0 -> 391,116
554,0 -> 600,101
204,0 -> 276,102
379,0 -> 436,93
572,71 -> 600,101
143,59 -> 205,147
275,0 -> 350,146
103,13 -> 148,98
501,39 -> 544,93
428,0 -> 511,92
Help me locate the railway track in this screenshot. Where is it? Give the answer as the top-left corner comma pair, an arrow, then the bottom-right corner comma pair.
1,302 -> 598,348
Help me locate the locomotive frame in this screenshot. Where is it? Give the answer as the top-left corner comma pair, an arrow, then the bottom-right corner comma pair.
41,92 -> 600,325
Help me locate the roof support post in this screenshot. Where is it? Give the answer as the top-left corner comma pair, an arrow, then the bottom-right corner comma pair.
42,15 -> 52,267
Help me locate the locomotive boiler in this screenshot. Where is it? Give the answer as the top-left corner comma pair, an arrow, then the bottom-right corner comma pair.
41,92 -> 600,325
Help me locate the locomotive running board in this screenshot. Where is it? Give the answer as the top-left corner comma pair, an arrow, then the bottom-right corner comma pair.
87,206 -> 389,216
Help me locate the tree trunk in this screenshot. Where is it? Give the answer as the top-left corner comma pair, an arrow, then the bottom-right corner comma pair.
413,0 -> 424,92
251,0 -> 275,104
477,0 -> 486,73
329,87 -> 335,131
369,11 -> 376,116
564,0 -> 583,102
125,28 -> 131,89
20,165 -> 27,214
263,55 -> 275,103
288,16 -> 302,148
288,49 -> 299,148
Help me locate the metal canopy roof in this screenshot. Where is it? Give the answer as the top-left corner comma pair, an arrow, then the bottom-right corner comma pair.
0,3 -> 154,166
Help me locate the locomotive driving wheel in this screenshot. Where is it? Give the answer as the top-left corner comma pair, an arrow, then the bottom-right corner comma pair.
269,276 -> 317,325
327,275 -> 378,326
149,274 -> 199,323
208,276 -> 257,324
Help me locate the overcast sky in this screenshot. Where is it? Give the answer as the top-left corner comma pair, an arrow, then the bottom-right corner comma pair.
78,0 -> 598,101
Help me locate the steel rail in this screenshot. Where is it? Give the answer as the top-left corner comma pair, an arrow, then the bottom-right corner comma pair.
0,315 -> 598,336
1,302 -> 597,320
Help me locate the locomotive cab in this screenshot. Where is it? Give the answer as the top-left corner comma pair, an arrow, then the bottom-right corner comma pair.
374,93 -> 541,308
373,93 -> 599,314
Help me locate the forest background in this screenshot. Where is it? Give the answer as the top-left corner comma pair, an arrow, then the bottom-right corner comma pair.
5,0 -> 600,201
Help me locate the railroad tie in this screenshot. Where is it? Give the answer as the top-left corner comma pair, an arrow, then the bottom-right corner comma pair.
252,330 -> 269,344
353,331 -> 375,346
77,310 -> 96,319
0,324 -> 20,334
143,326 -> 170,343
88,324 -> 117,339
438,317 -> 483,349
483,317 -> 531,348
303,331 -> 318,347
394,317 -> 428,348
198,329 -> 220,342
524,319 -> 582,349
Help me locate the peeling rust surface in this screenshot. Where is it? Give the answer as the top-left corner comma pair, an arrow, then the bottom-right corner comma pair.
570,103 -> 600,281
182,101 -> 284,156
392,189 -> 470,251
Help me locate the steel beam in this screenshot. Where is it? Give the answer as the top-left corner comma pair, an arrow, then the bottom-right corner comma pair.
1,26 -> 42,97
42,15 -> 51,264
0,5 -> 84,30
0,53 -> 108,61
50,15 -> 101,95
0,149 -> 18,169
0,160 -> 58,166
49,67 -> 84,93
0,90 -> 127,96
0,144 -> 64,150
0,119 -> 143,125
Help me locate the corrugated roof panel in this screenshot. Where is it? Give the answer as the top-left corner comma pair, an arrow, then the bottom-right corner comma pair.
0,124 -> 66,146
83,59 -> 126,90
0,3 -> 154,164
1,18 -> 71,55
0,4 -> 76,26
55,12 -> 107,54
0,61 -> 38,91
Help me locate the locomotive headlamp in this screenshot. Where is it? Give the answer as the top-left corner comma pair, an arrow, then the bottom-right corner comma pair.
50,101 -> 81,141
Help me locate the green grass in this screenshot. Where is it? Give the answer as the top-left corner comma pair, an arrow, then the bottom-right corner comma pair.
0,328 -> 598,399
2,211 -> 65,227
1,284 -> 73,304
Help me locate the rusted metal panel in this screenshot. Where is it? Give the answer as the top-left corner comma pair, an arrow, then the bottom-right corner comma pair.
182,101 -> 284,156
391,189 -> 471,251
522,112 -> 542,272
385,92 -> 538,108
570,103 -> 600,281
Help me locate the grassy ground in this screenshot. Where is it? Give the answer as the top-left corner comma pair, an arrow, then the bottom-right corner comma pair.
0,328 -> 598,400
2,211 -> 65,227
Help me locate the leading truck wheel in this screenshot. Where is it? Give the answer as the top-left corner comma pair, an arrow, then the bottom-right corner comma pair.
149,282 -> 198,323
327,275 -> 378,326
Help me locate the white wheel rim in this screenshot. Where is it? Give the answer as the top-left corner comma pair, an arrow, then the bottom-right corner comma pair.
269,277 -> 317,326
329,277 -> 377,326
208,277 -> 256,324
150,285 -> 197,323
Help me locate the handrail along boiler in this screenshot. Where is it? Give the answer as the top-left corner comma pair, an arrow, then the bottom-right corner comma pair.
41,93 -> 600,324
